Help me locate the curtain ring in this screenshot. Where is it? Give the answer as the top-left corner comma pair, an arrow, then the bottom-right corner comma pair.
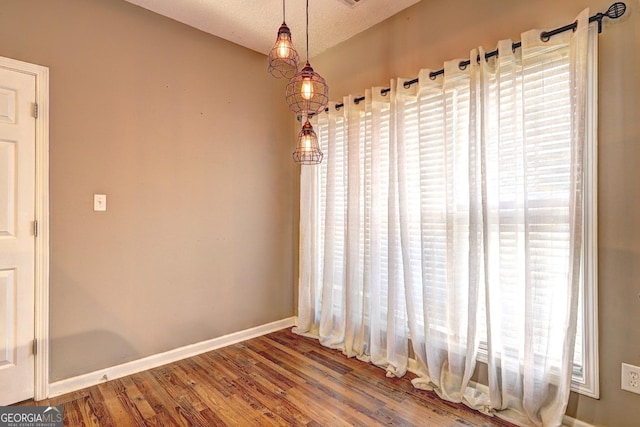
335,104 -> 342,111
540,31 -> 551,42
459,61 -> 468,70
354,98 -> 361,105
403,81 -> 411,89
429,72 -> 437,80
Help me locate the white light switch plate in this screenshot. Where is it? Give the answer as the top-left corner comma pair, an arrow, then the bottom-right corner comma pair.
94,194 -> 107,211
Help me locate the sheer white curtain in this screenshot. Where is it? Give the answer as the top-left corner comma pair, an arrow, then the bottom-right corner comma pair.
295,10 -> 590,427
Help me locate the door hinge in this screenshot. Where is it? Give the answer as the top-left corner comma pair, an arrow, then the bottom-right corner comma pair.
34,220 -> 38,237
33,339 -> 37,356
33,102 -> 38,119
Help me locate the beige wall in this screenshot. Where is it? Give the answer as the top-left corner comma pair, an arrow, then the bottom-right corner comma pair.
0,0 -> 297,382
1,0 -> 638,424
311,0 -> 640,426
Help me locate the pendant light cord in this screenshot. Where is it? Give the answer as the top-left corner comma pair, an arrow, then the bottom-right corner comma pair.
306,0 -> 309,63
282,0 -> 285,22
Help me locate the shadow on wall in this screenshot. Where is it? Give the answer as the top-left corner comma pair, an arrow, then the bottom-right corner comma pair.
49,330 -> 136,383
48,265 -> 141,383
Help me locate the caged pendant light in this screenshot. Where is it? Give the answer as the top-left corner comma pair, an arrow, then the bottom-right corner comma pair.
267,0 -> 299,79
285,0 -> 329,117
293,120 -> 323,165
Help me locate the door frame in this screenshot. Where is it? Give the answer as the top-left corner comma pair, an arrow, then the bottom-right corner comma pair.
0,56 -> 50,401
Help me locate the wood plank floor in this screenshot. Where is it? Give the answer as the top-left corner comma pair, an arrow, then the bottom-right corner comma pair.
20,329 -> 516,426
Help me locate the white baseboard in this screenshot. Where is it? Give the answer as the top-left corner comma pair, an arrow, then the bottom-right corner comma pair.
563,415 -> 596,427
48,317 -> 297,398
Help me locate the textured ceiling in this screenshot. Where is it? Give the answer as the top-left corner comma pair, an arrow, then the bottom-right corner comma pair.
124,0 -> 421,58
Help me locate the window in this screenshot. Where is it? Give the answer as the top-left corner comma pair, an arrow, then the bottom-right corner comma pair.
299,16 -> 598,421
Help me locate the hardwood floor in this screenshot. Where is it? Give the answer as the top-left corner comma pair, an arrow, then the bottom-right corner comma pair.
20,329 -> 516,426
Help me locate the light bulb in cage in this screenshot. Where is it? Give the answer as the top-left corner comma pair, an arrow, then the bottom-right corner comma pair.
301,132 -> 313,152
293,120 -> 323,165
301,77 -> 314,100
268,0 -> 299,79
286,62 -> 329,116
267,22 -> 299,79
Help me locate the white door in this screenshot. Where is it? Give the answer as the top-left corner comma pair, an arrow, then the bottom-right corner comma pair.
0,67 -> 36,405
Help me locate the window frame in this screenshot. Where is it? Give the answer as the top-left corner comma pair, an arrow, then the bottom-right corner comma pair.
572,23 -> 599,398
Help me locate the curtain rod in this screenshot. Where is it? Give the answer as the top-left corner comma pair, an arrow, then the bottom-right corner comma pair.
327,2 -> 626,112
